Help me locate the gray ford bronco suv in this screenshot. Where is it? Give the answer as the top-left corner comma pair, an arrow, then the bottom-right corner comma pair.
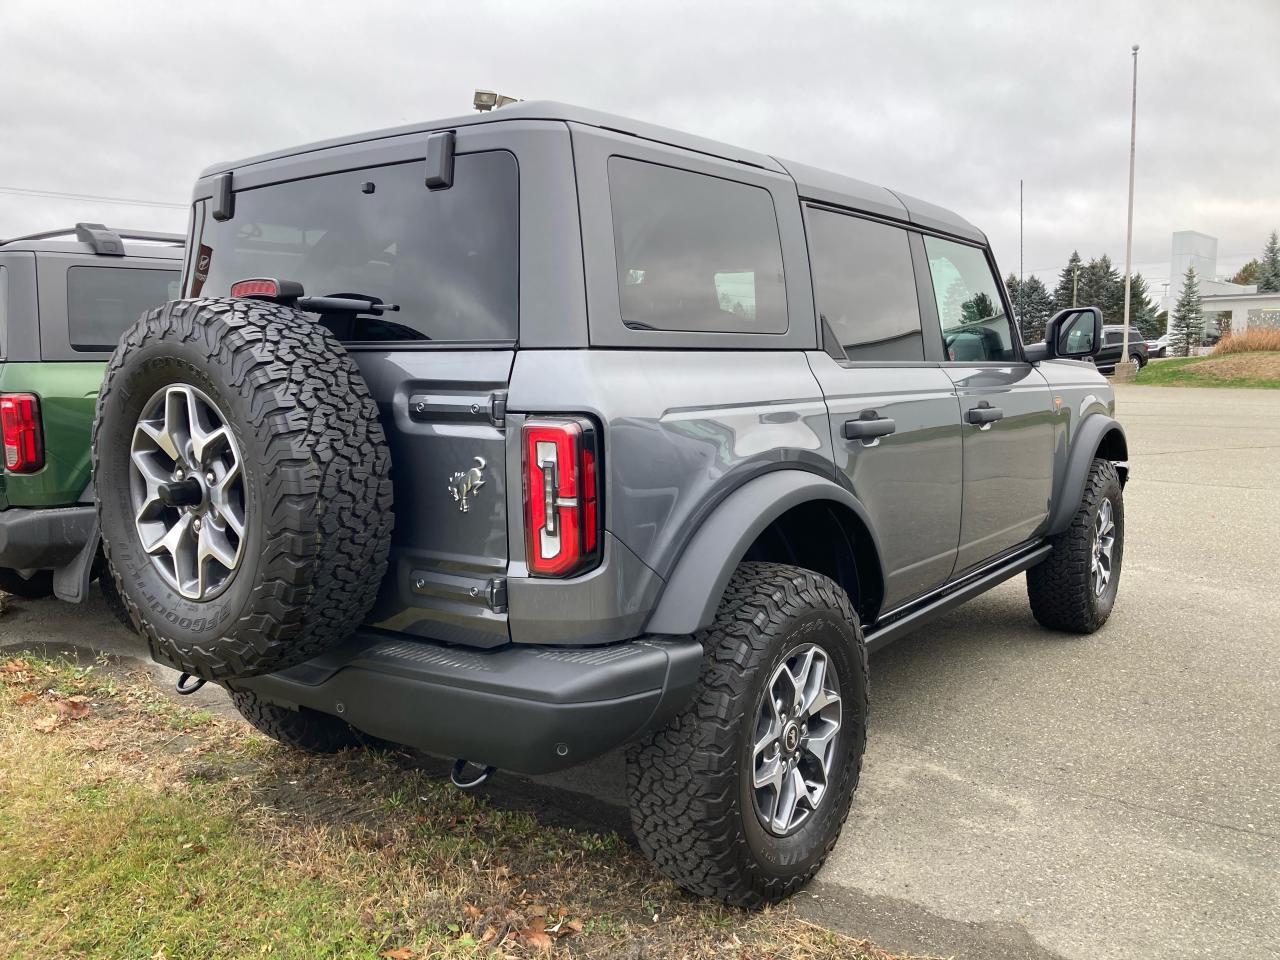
92,102 -> 1127,906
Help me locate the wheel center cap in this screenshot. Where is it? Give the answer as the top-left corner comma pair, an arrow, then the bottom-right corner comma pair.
783,722 -> 801,754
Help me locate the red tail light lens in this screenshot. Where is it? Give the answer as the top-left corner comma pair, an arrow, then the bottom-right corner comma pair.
0,394 -> 44,473
523,417 -> 602,577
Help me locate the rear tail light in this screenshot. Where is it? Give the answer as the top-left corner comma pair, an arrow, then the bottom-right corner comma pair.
523,417 -> 602,577
0,394 -> 44,473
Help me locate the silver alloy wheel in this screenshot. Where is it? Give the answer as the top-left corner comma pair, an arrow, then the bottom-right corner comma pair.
1092,497 -> 1116,598
751,643 -> 842,837
129,384 -> 247,601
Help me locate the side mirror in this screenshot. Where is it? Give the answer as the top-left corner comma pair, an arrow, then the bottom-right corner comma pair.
1030,307 -> 1103,362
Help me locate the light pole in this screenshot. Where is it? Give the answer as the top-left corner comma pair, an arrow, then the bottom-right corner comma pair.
1120,44 -> 1140,368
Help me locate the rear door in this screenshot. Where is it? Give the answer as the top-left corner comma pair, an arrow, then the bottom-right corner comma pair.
804,207 -> 963,610
921,235 -> 1055,572
186,127 -> 527,647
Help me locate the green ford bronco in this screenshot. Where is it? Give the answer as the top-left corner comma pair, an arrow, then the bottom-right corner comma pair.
0,223 -> 182,608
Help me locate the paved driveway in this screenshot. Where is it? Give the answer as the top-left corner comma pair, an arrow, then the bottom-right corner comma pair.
3,384 -> 1277,959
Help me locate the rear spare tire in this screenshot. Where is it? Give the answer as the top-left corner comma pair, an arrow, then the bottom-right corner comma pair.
93,298 -> 393,680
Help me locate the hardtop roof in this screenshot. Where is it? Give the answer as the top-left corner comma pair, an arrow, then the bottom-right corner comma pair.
197,100 -> 984,244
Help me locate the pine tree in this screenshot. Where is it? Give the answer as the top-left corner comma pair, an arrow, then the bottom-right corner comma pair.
1052,251 -> 1084,311
1170,266 -> 1204,357
1007,273 -> 1055,343
1257,230 -> 1280,293
1126,273 -> 1161,338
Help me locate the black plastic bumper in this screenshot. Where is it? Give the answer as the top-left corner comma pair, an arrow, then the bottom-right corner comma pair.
0,505 -> 96,569
231,633 -> 704,774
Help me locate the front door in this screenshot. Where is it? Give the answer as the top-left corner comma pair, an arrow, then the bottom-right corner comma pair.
805,207 -> 963,610
921,235 -> 1056,572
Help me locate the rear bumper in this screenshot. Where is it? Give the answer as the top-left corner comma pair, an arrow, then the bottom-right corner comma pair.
0,505 -> 96,570
230,632 -> 703,775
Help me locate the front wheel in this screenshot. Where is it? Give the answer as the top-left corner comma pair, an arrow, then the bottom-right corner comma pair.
1027,458 -> 1124,633
626,563 -> 869,907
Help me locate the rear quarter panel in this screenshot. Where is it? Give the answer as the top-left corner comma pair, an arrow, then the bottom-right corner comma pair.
0,361 -> 104,509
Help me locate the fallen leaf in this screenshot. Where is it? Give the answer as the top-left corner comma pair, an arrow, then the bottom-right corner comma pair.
33,716 -> 62,734
521,929 -> 554,952
55,699 -> 91,720
565,918 -> 584,934
14,691 -> 37,706
378,949 -> 414,960
1,658 -> 29,674
463,904 -> 483,920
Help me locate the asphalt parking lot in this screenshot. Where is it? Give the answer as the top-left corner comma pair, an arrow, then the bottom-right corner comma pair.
2,383 -> 1277,960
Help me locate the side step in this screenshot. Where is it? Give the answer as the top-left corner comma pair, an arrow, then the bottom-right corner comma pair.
864,542 -> 1052,653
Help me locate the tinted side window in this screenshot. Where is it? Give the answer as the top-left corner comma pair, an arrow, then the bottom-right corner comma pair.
67,266 -> 179,351
0,265 -> 7,358
807,209 -> 923,362
925,236 -> 1017,363
609,157 -> 786,333
193,151 -> 519,343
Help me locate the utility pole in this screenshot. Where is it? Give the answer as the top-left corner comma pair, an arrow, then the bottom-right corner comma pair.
1019,179 -> 1024,328
1121,44 -> 1140,366
1073,265 -> 1079,308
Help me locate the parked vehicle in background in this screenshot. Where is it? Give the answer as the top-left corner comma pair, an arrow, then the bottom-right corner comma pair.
1148,333 -> 1171,358
0,223 -> 182,616
92,102 -> 1129,907
1094,324 -> 1150,371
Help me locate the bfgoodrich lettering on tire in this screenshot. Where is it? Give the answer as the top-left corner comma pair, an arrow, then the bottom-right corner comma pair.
626,562 -> 869,907
92,298 -> 393,680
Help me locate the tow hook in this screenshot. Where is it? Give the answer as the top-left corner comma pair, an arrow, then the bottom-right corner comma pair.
174,673 -> 207,696
450,759 -> 495,790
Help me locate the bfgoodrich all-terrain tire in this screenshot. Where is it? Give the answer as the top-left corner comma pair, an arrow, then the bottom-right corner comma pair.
1027,457 -> 1124,633
230,688 -> 367,753
627,562 -> 869,907
93,298 -> 393,680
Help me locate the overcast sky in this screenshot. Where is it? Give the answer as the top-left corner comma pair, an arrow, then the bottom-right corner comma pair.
3,0 -> 1277,297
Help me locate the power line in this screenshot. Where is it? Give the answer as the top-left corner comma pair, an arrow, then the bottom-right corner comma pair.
0,184 -> 186,210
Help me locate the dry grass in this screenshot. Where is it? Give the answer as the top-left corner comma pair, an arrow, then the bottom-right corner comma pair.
1210,328 -> 1280,355
0,654 -> 939,960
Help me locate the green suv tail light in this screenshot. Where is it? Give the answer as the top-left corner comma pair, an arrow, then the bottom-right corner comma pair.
522,417 -> 601,577
0,393 -> 44,473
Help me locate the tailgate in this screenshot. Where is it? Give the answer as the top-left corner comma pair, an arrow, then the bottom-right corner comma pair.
356,350 -> 515,648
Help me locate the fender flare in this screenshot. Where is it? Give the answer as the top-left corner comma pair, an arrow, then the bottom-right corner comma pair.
1046,414 -> 1128,536
644,470 -> 885,635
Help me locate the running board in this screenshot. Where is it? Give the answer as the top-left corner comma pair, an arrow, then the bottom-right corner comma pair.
864,542 -> 1052,653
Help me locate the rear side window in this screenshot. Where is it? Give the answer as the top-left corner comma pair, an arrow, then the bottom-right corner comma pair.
0,265 -> 7,358
67,266 -> 179,351
609,158 -> 786,333
192,151 -> 519,343
806,208 -> 923,362
925,236 -> 1018,363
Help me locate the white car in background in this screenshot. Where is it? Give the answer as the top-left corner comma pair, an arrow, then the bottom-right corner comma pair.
1148,333 -> 1171,358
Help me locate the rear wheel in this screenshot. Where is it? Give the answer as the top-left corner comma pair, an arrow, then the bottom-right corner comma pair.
1130,352 -> 1145,368
627,562 -> 869,907
1027,458 -> 1124,633
230,688 -> 366,753
0,568 -> 54,599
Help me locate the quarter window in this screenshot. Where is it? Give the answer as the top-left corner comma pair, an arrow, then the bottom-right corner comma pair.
67,266 -> 179,351
609,158 -> 786,333
807,208 -> 923,361
925,236 -> 1018,363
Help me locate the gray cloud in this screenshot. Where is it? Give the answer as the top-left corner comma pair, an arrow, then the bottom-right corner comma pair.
3,0 -> 1277,292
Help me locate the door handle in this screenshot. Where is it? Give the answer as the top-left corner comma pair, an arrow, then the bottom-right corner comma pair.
844,413 -> 896,443
967,403 -> 1004,427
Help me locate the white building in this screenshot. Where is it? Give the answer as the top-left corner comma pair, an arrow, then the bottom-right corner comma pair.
1160,231 -> 1256,339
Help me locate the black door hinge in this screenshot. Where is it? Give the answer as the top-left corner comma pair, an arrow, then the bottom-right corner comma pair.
486,577 -> 508,613
489,390 -> 508,428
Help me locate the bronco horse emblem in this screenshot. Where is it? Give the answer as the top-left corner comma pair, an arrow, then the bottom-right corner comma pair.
447,457 -> 487,512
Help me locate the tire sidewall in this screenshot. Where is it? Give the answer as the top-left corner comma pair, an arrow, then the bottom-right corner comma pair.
735,607 -> 867,883
1086,465 -> 1125,622
97,334 -> 273,657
